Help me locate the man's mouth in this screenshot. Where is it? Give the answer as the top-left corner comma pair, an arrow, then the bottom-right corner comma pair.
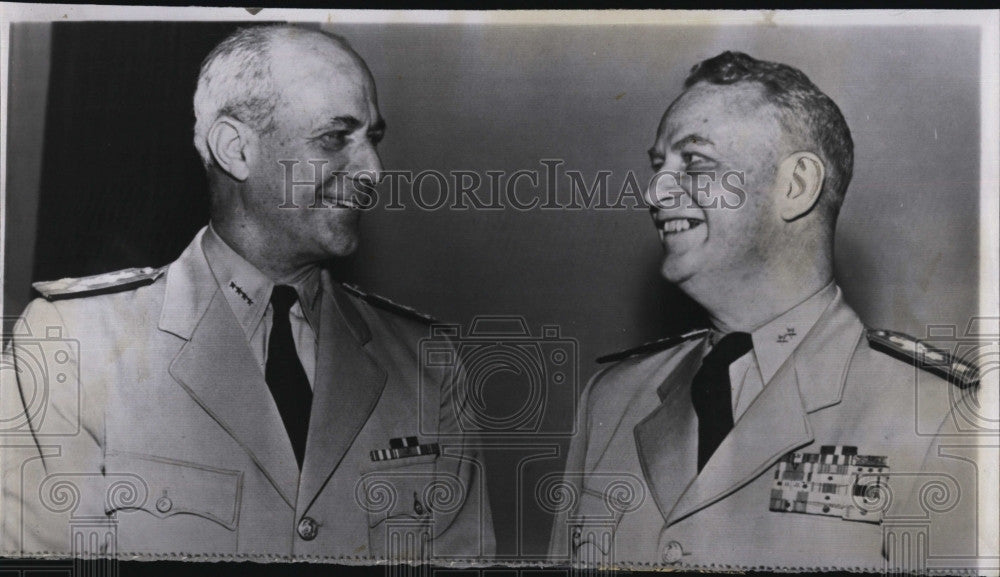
323,196 -> 360,209
658,217 -> 705,240
321,176 -> 371,209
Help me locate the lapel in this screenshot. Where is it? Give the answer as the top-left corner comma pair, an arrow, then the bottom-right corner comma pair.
635,289 -> 865,527
161,228 -> 300,507
664,356 -> 813,525
298,273 -> 387,513
632,339 -> 706,521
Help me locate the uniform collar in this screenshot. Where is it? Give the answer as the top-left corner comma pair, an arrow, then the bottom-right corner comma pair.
201,223 -> 323,340
159,226 -> 215,340
709,281 -> 838,383
749,281 -> 838,383
159,226 -> 371,346
788,287 -> 865,413
641,286 -> 865,527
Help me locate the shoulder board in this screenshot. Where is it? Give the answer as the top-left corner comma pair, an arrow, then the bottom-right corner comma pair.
340,283 -> 439,325
596,328 -> 710,364
866,329 -> 979,389
32,267 -> 165,301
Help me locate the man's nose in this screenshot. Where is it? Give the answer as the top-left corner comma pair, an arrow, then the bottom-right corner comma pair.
349,141 -> 383,184
646,169 -> 690,211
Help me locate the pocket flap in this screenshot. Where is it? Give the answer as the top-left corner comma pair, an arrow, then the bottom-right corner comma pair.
104,451 -> 243,530
357,457 -> 465,530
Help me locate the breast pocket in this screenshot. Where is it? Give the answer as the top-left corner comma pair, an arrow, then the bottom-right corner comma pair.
566,477 -> 647,567
103,451 -> 243,554
356,454 -> 466,560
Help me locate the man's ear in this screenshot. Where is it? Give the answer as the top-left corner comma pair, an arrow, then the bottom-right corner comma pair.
206,116 -> 255,182
775,151 -> 825,221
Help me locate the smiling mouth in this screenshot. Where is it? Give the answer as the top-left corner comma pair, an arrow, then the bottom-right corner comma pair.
322,196 -> 360,209
658,217 -> 705,240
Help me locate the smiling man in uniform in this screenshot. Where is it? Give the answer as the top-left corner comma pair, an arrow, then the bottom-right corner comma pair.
2,25 -> 494,561
549,51 -> 979,571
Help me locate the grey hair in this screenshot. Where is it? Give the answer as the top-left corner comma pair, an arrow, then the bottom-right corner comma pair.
192,25 -> 352,167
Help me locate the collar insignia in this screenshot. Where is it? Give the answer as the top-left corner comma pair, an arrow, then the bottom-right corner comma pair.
229,281 -> 254,306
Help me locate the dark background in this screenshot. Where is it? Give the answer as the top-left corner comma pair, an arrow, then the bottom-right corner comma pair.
3,21 -> 982,558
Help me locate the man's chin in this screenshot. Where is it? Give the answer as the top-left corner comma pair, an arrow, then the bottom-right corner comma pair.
317,216 -> 361,258
311,226 -> 360,260
324,237 -> 360,259
659,256 -> 698,287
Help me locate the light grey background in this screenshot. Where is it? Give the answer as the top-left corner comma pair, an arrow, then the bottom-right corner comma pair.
341,23 -> 980,343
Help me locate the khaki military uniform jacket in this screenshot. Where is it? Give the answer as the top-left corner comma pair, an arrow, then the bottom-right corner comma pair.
2,228 -> 495,562
548,290 -> 978,572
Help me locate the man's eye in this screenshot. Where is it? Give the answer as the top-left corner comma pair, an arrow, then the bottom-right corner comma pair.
319,131 -> 350,147
682,152 -> 713,168
368,131 -> 384,146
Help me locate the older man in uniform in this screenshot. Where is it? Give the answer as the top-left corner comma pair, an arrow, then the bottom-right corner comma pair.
1,25 -> 494,561
548,52 -> 980,571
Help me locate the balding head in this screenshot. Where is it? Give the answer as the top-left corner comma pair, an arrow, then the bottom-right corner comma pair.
193,24 -> 384,276
192,25 -> 365,167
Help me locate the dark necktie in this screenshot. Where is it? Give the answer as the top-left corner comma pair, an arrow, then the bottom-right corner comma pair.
265,285 -> 313,469
690,332 -> 753,472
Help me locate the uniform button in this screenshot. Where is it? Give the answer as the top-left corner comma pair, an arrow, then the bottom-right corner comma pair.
662,540 -> 684,564
155,497 -> 172,513
297,516 -> 318,541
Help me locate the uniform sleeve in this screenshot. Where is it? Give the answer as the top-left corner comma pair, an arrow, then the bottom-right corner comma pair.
886,387 -> 982,573
1,298 -> 106,555
547,365 -> 609,562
